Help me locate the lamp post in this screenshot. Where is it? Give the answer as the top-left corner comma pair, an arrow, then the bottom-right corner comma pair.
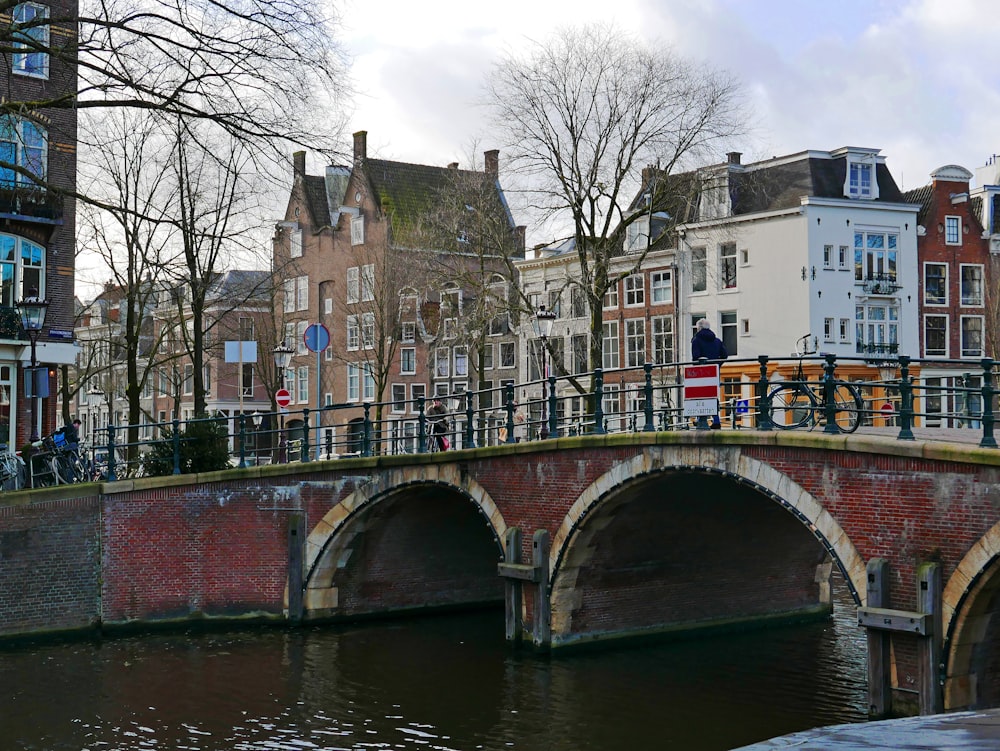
273,342 -> 294,460
534,305 -> 556,439
15,288 -> 49,442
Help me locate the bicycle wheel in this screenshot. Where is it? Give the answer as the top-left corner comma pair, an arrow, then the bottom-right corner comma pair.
766,383 -> 816,429
830,383 -> 864,433
54,454 -> 77,484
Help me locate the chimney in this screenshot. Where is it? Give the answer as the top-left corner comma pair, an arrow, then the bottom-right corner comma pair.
727,151 -> 742,165
353,130 -> 368,164
292,150 -> 306,178
484,149 -> 499,178
447,162 -> 459,170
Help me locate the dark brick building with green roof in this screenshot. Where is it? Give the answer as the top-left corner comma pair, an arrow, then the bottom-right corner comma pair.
273,131 -> 524,454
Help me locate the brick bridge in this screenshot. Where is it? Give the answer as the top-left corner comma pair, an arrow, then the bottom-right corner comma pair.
4,430 -> 1000,718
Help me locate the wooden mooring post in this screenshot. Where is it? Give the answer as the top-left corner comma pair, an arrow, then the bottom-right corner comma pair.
497,527 -> 550,648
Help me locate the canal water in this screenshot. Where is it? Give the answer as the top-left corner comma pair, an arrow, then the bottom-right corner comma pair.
1,583 -> 867,751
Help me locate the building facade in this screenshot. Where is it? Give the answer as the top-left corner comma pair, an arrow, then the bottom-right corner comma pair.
1,0 -> 78,447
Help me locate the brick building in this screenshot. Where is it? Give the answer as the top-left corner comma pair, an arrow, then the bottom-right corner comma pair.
0,0 -> 78,446
273,131 -> 523,454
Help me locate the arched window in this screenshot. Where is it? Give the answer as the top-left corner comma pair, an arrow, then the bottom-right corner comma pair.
0,234 -> 45,306
0,116 -> 47,188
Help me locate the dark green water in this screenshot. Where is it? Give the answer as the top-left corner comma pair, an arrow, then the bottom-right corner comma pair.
0,589 -> 867,751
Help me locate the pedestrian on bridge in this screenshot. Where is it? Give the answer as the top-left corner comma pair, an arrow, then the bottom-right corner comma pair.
427,398 -> 450,451
691,318 -> 728,429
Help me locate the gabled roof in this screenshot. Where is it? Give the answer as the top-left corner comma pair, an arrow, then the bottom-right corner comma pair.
901,184 -> 933,225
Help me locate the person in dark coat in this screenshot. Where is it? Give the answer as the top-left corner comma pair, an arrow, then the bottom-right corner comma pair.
691,318 -> 728,428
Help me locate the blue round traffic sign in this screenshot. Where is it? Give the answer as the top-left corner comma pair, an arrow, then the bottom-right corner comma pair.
303,323 -> 330,353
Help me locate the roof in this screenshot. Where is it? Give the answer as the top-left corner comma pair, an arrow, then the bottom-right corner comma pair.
303,175 -> 331,226
901,184 -> 933,225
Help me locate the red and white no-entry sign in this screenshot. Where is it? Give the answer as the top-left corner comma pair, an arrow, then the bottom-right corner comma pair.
683,364 -> 720,417
275,388 -> 292,408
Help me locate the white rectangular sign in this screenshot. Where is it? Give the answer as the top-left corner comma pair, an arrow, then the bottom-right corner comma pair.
224,340 -> 258,363
684,398 -> 718,417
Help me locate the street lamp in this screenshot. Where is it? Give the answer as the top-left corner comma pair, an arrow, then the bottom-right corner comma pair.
273,342 -> 294,460
534,305 -> 556,439
15,288 -> 49,442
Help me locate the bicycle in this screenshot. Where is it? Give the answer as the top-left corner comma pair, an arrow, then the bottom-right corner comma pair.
767,334 -> 863,433
0,445 -> 26,490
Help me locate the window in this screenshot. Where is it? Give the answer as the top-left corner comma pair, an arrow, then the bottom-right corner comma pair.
720,312 -> 737,356
740,248 -> 750,266
361,312 -> 375,348
838,246 -> 849,270
924,263 -> 947,306
570,286 -> 587,318
839,318 -> 850,342
741,318 -> 750,335
624,274 -> 644,306
435,348 -> 449,378
323,297 -> 332,315
0,234 -> 45,305
442,317 -> 457,340
720,243 -> 737,289
855,303 -> 899,353
351,214 -> 364,245
626,216 -> 649,252
400,347 -> 415,374
571,334 -> 588,373
325,393 -> 333,407
650,271 -> 672,304
603,281 -> 618,309
0,116 -> 46,188
183,364 -> 193,395
848,160 -> 873,198
691,247 -> 707,292
158,368 -> 168,395
483,343 -> 494,370
362,364 -> 375,401
282,278 -> 295,313
823,245 -> 833,269
297,366 -> 309,402
602,320 -> 619,369
361,263 -> 375,301
391,384 -> 406,413
290,227 -> 302,258
12,3 -> 49,78
945,216 -> 961,245
347,266 -> 359,303
296,276 -> 308,310
347,364 -> 359,401
499,342 -> 515,369
625,319 -> 645,366
400,321 -> 415,343
853,231 -> 898,282
924,315 -> 947,357
961,316 -> 984,358
651,316 -> 673,364
241,364 -> 254,398
824,318 -> 834,341
547,289 -> 562,318
346,316 -> 359,351
454,346 -> 468,377
411,383 -> 426,407
527,339 -> 543,381
961,265 -> 983,306
238,316 -> 254,341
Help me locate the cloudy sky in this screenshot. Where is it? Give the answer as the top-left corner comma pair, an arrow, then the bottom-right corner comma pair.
338,0 -> 998,196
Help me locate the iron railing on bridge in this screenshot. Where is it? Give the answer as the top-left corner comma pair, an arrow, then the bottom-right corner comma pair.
65,353 -> 1000,482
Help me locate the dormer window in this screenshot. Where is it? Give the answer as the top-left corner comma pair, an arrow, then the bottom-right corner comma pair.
843,151 -> 880,200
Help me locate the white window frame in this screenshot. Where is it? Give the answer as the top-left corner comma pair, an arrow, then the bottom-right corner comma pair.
961,315 -> 984,358
960,264 -> 984,307
361,311 -> 375,348
945,215 -> 961,245
650,271 -> 672,305
361,263 -> 375,301
391,384 -> 407,413
838,245 -> 850,270
499,342 -> 515,369
347,364 -> 360,401
625,318 -> 645,367
719,243 -> 737,289
603,281 -> 619,309
823,317 -> 834,342
400,347 -> 416,375
290,227 -> 302,258
923,262 -> 948,306
691,247 -> 707,293
297,366 -> 309,403
347,315 -> 359,351
296,275 -> 308,311
12,3 -> 49,79
924,314 -> 948,358
602,320 -> 620,369
347,266 -> 360,303
351,214 -> 364,245
823,244 -> 833,269
624,274 -> 645,307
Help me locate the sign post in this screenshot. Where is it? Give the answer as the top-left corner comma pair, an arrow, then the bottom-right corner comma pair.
683,363 -> 720,429
303,323 -> 331,459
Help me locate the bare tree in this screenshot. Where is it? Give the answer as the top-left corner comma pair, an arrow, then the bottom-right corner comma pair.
486,24 -> 746,369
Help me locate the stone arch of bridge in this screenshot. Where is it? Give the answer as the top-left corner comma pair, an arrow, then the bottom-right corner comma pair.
942,520 -> 1000,711
547,445 -> 867,643
301,464 -> 506,600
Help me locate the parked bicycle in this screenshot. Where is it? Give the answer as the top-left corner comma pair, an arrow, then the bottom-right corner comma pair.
0,445 -> 26,490
767,334 -> 863,433
26,431 -> 90,487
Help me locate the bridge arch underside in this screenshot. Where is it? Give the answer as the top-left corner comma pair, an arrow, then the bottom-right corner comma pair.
303,484 -> 504,620
946,553 -> 1000,710
551,470 -> 837,647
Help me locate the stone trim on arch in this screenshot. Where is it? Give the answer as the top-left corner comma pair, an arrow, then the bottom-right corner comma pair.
941,520 -> 1000,709
548,445 -> 867,641
302,464 -> 507,584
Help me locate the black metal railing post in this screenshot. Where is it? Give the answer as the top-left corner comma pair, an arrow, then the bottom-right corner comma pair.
963,373 -> 973,425
897,355 -> 915,441
643,363 -> 655,432
107,423 -> 117,482
980,358 -> 997,449
504,383 -> 515,444
417,397 -> 428,453
548,374 -> 558,438
756,356 -> 772,430
592,368 -> 606,434
466,391 -> 476,449
301,408 -> 311,462
823,354 -> 839,435
362,404 -> 372,457
238,413 -> 247,468
172,418 -> 181,475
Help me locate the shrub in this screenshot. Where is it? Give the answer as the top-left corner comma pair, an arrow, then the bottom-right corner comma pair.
142,417 -> 231,476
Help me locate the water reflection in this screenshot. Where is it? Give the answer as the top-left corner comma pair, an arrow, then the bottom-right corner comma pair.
0,582 -> 866,751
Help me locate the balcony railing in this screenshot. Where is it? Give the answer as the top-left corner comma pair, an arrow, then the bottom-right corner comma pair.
861,274 -> 901,295
0,185 -> 63,222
